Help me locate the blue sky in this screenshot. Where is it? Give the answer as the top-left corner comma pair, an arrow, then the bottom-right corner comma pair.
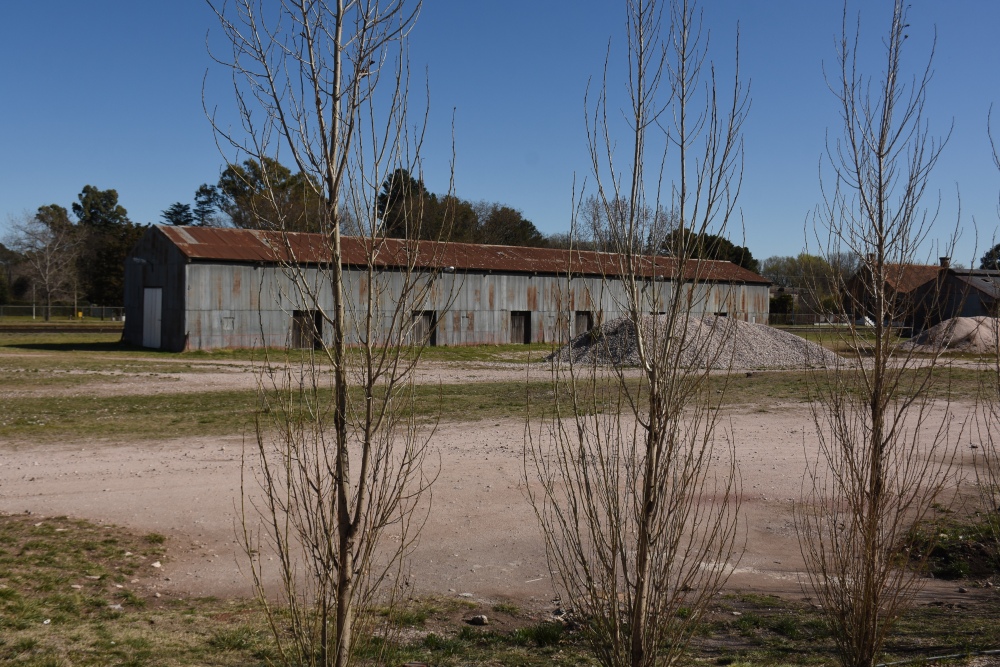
2,1 -> 998,265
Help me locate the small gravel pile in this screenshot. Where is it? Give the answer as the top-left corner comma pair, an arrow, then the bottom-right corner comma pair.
904,316 -> 1000,353
548,315 -> 841,369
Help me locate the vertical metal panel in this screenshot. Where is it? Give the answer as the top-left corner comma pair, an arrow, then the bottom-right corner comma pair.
133,247 -> 769,351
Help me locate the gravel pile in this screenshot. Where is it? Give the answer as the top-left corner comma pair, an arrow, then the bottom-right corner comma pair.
548,315 -> 841,369
904,316 -> 1000,353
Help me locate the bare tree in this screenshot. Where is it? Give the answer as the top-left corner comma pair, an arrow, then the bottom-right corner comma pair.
796,4 -> 960,667
975,122 -> 1000,555
527,1 -> 746,665
207,2 -> 451,666
6,207 -> 80,321
976,330 -> 1000,550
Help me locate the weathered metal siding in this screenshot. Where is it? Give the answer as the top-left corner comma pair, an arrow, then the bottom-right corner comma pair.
185,263 -> 339,350
126,234 -> 767,351
177,264 -> 770,351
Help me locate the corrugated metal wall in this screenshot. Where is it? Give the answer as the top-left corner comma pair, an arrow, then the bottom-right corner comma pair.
178,264 -> 769,350
123,231 -> 189,351
125,227 -> 768,351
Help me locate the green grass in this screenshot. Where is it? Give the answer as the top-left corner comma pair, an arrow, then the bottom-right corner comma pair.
492,602 -> 521,615
3,513 -> 1000,665
776,325 -> 887,353
0,364 -> 987,444
906,512 -> 1000,580
0,333 -> 256,391
0,329 -> 986,447
0,512 -> 277,666
0,390 -> 258,443
780,325 -> 1000,362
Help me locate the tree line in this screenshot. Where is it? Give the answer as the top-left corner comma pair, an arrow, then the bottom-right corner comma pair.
159,160 -> 552,248
160,157 -> 780,263
4,155 -> 925,316
1,186 -> 144,317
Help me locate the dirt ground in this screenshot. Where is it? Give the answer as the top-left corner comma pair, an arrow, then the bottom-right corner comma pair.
0,360 -> 985,612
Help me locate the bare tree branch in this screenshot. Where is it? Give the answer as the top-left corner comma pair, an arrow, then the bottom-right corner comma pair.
797,5 -> 961,667
207,2 -> 456,666
528,1 -> 746,665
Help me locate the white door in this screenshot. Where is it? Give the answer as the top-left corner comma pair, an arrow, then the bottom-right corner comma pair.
142,288 -> 162,349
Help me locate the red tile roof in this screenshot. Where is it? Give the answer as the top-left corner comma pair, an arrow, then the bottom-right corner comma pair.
155,225 -> 770,284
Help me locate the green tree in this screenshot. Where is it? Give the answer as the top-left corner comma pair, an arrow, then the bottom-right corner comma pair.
444,196 -> 479,243
376,170 -> 536,244
475,202 -> 545,247
377,168 -> 431,238
193,184 -> 220,226
161,202 -> 195,226
761,253 -> 836,288
72,185 -> 129,232
980,243 -> 1000,270
425,194 -> 479,242
216,157 -> 324,232
72,186 -> 144,305
662,228 -> 760,272
0,242 -> 17,305
761,253 -> 842,313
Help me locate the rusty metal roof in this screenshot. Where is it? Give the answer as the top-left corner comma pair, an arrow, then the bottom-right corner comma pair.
883,264 -> 942,294
154,225 -> 770,284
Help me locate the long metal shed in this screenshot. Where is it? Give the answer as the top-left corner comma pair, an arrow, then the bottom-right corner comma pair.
123,225 -> 771,352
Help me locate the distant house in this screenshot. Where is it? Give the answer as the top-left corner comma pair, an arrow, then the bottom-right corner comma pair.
910,263 -> 1000,330
845,259 -> 943,327
123,226 -> 771,352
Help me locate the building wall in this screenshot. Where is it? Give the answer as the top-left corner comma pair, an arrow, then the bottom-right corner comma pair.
125,228 -> 769,351
911,274 -> 997,331
123,231 -> 188,351
176,263 -> 769,351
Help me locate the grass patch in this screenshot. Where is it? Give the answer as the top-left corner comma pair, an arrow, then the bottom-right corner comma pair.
906,513 -> 1000,580
2,514 -> 1000,665
207,625 -> 266,652
0,513 -> 274,666
492,602 -> 521,615
716,366 -> 983,406
0,390 -> 257,442
0,514 -> 163,632
0,363 -> 986,444
703,591 -> 1000,665
396,622 -> 587,666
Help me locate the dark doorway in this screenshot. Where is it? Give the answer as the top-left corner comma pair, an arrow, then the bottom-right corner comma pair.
574,310 -> 593,337
412,310 -> 438,346
511,311 -> 531,344
292,310 -> 322,349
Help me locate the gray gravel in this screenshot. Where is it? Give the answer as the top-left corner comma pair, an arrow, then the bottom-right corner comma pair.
548,315 -> 841,370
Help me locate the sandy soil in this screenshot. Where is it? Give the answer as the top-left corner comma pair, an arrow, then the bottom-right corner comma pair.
0,395 -> 983,611
0,359 -> 571,399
